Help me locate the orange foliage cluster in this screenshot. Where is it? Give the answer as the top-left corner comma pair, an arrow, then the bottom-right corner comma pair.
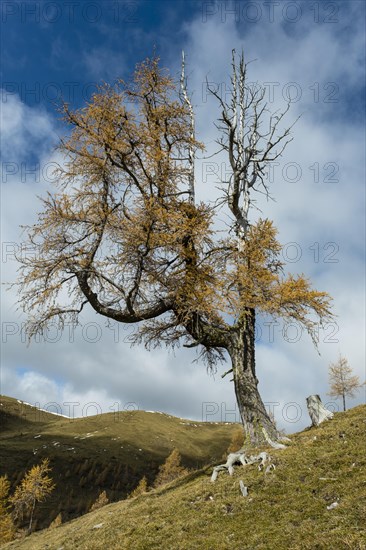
17,56 -> 332,353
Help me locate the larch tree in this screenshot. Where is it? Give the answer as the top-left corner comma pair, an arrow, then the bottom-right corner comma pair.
128,476 -> 148,498
90,490 -> 109,511
10,459 -> 55,533
154,448 -> 188,487
0,476 -> 15,543
328,354 -> 363,411
16,52 -> 333,445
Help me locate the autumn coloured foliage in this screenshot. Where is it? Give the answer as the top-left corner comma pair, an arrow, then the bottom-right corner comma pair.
328,355 -> 364,411
0,476 -> 15,543
154,449 -> 189,488
128,476 -> 149,498
17,57 -> 331,352
10,458 -> 55,533
16,53 -> 333,442
0,459 -> 55,541
90,490 -> 109,511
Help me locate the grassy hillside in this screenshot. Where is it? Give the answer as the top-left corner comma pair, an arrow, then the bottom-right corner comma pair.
0,395 -> 64,430
0,396 -> 239,530
3,404 -> 365,550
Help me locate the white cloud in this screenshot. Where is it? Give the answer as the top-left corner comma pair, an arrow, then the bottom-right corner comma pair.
0,91 -> 56,161
81,47 -> 126,82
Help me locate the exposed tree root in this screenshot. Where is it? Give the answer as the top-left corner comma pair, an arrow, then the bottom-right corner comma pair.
261,428 -> 287,449
211,450 -> 276,482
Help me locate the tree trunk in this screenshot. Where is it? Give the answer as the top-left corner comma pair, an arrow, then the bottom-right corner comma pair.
28,497 -> 36,533
228,309 -> 279,445
342,393 -> 346,412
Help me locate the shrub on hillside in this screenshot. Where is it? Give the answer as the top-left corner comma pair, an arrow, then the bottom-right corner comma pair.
0,476 -> 15,543
128,476 -> 148,498
90,490 -> 109,511
154,449 -> 189,488
49,512 -> 62,529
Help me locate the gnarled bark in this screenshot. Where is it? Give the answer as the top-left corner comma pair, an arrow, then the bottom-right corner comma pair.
228,309 -> 279,445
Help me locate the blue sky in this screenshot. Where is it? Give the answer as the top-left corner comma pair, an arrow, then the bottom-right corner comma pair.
1,0 -> 365,431
1,1 -> 200,108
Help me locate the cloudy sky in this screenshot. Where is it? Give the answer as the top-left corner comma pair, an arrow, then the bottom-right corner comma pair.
1,0 -> 365,432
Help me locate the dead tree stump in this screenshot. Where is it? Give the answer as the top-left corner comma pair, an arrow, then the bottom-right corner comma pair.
306,394 -> 334,426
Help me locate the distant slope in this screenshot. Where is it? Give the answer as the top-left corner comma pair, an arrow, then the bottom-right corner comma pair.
3,405 -> 365,550
0,395 -> 240,530
0,395 -> 64,431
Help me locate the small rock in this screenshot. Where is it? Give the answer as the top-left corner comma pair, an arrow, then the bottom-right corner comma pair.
239,480 -> 248,497
92,523 -> 104,529
222,504 -> 234,514
327,502 -> 339,511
